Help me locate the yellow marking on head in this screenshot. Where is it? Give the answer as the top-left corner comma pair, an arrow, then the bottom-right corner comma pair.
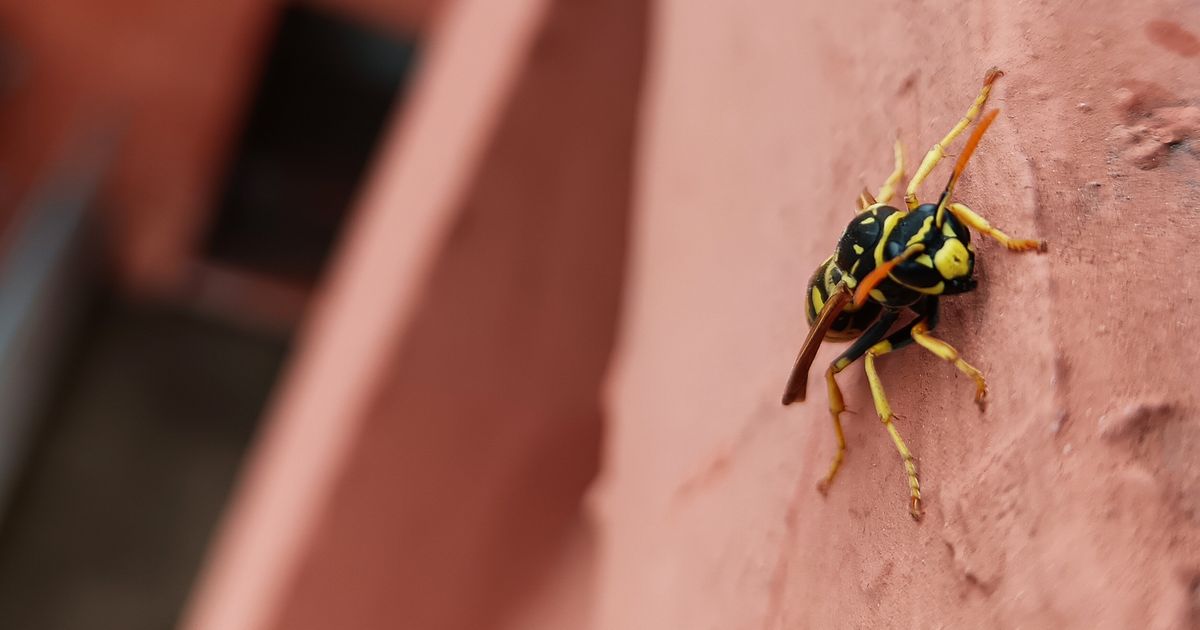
860,217 -> 876,225
811,286 -> 825,312
907,216 -> 934,247
942,221 -> 957,238
853,244 -> 864,255
850,259 -> 861,275
916,254 -> 934,267
934,238 -> 971,278
844,275 -> 857,288
869,289 -> 886,302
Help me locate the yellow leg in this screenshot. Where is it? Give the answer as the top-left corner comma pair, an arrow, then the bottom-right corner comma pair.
911,321 -> 989,407
814,311 -> 903,495
905,68 -> 1002,209
817,364 -> 848,493
864,344 -> 923,520
875,138 -> 905,206
948,202 -> 1047,252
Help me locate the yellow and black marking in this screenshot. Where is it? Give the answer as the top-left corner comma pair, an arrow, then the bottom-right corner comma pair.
782,68 -> 1047,521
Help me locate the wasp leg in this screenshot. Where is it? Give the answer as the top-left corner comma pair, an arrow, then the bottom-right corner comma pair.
905,68 -> 1002,210
881,297 -> 986,407
875,138 -> 906,206
947,202 -> 1047,252
818,310 -> 900,494
857,188 -> 877,212
909,320 -> 989,407
863,344 -> 923,520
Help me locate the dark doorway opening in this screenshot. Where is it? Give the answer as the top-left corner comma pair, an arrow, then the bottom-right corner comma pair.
205,3 -> 419,284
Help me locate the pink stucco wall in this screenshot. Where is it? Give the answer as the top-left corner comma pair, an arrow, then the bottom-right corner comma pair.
184,0 -> 1200,628
595,1 -> 1200,628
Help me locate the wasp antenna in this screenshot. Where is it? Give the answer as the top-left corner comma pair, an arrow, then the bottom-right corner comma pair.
935,108 -> 1000,227
852,244 -> 925,307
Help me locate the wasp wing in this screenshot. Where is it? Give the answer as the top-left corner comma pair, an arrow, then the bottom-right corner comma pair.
781,283 -> 851,405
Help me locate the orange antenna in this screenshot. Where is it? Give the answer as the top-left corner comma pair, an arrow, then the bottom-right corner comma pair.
935,108 -> 1000,227
853,244 -> 925,307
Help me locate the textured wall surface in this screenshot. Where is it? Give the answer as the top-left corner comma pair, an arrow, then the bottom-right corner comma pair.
594,0 -> 1200,628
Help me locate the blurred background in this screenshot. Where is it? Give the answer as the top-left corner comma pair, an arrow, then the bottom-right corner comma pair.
0,0 -> 639,628
1,0 -> 1199,629
0,0 -> 427,627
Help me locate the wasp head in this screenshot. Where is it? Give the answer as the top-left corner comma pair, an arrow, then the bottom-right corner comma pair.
887,204 -> 977,296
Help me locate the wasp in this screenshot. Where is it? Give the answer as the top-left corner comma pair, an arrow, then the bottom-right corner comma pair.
782,68 -> 1046,520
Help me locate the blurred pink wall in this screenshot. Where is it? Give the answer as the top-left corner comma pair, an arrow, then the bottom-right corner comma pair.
0,0 -> 438,292
184,0 -> 642,627
0,0 -> 273,290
